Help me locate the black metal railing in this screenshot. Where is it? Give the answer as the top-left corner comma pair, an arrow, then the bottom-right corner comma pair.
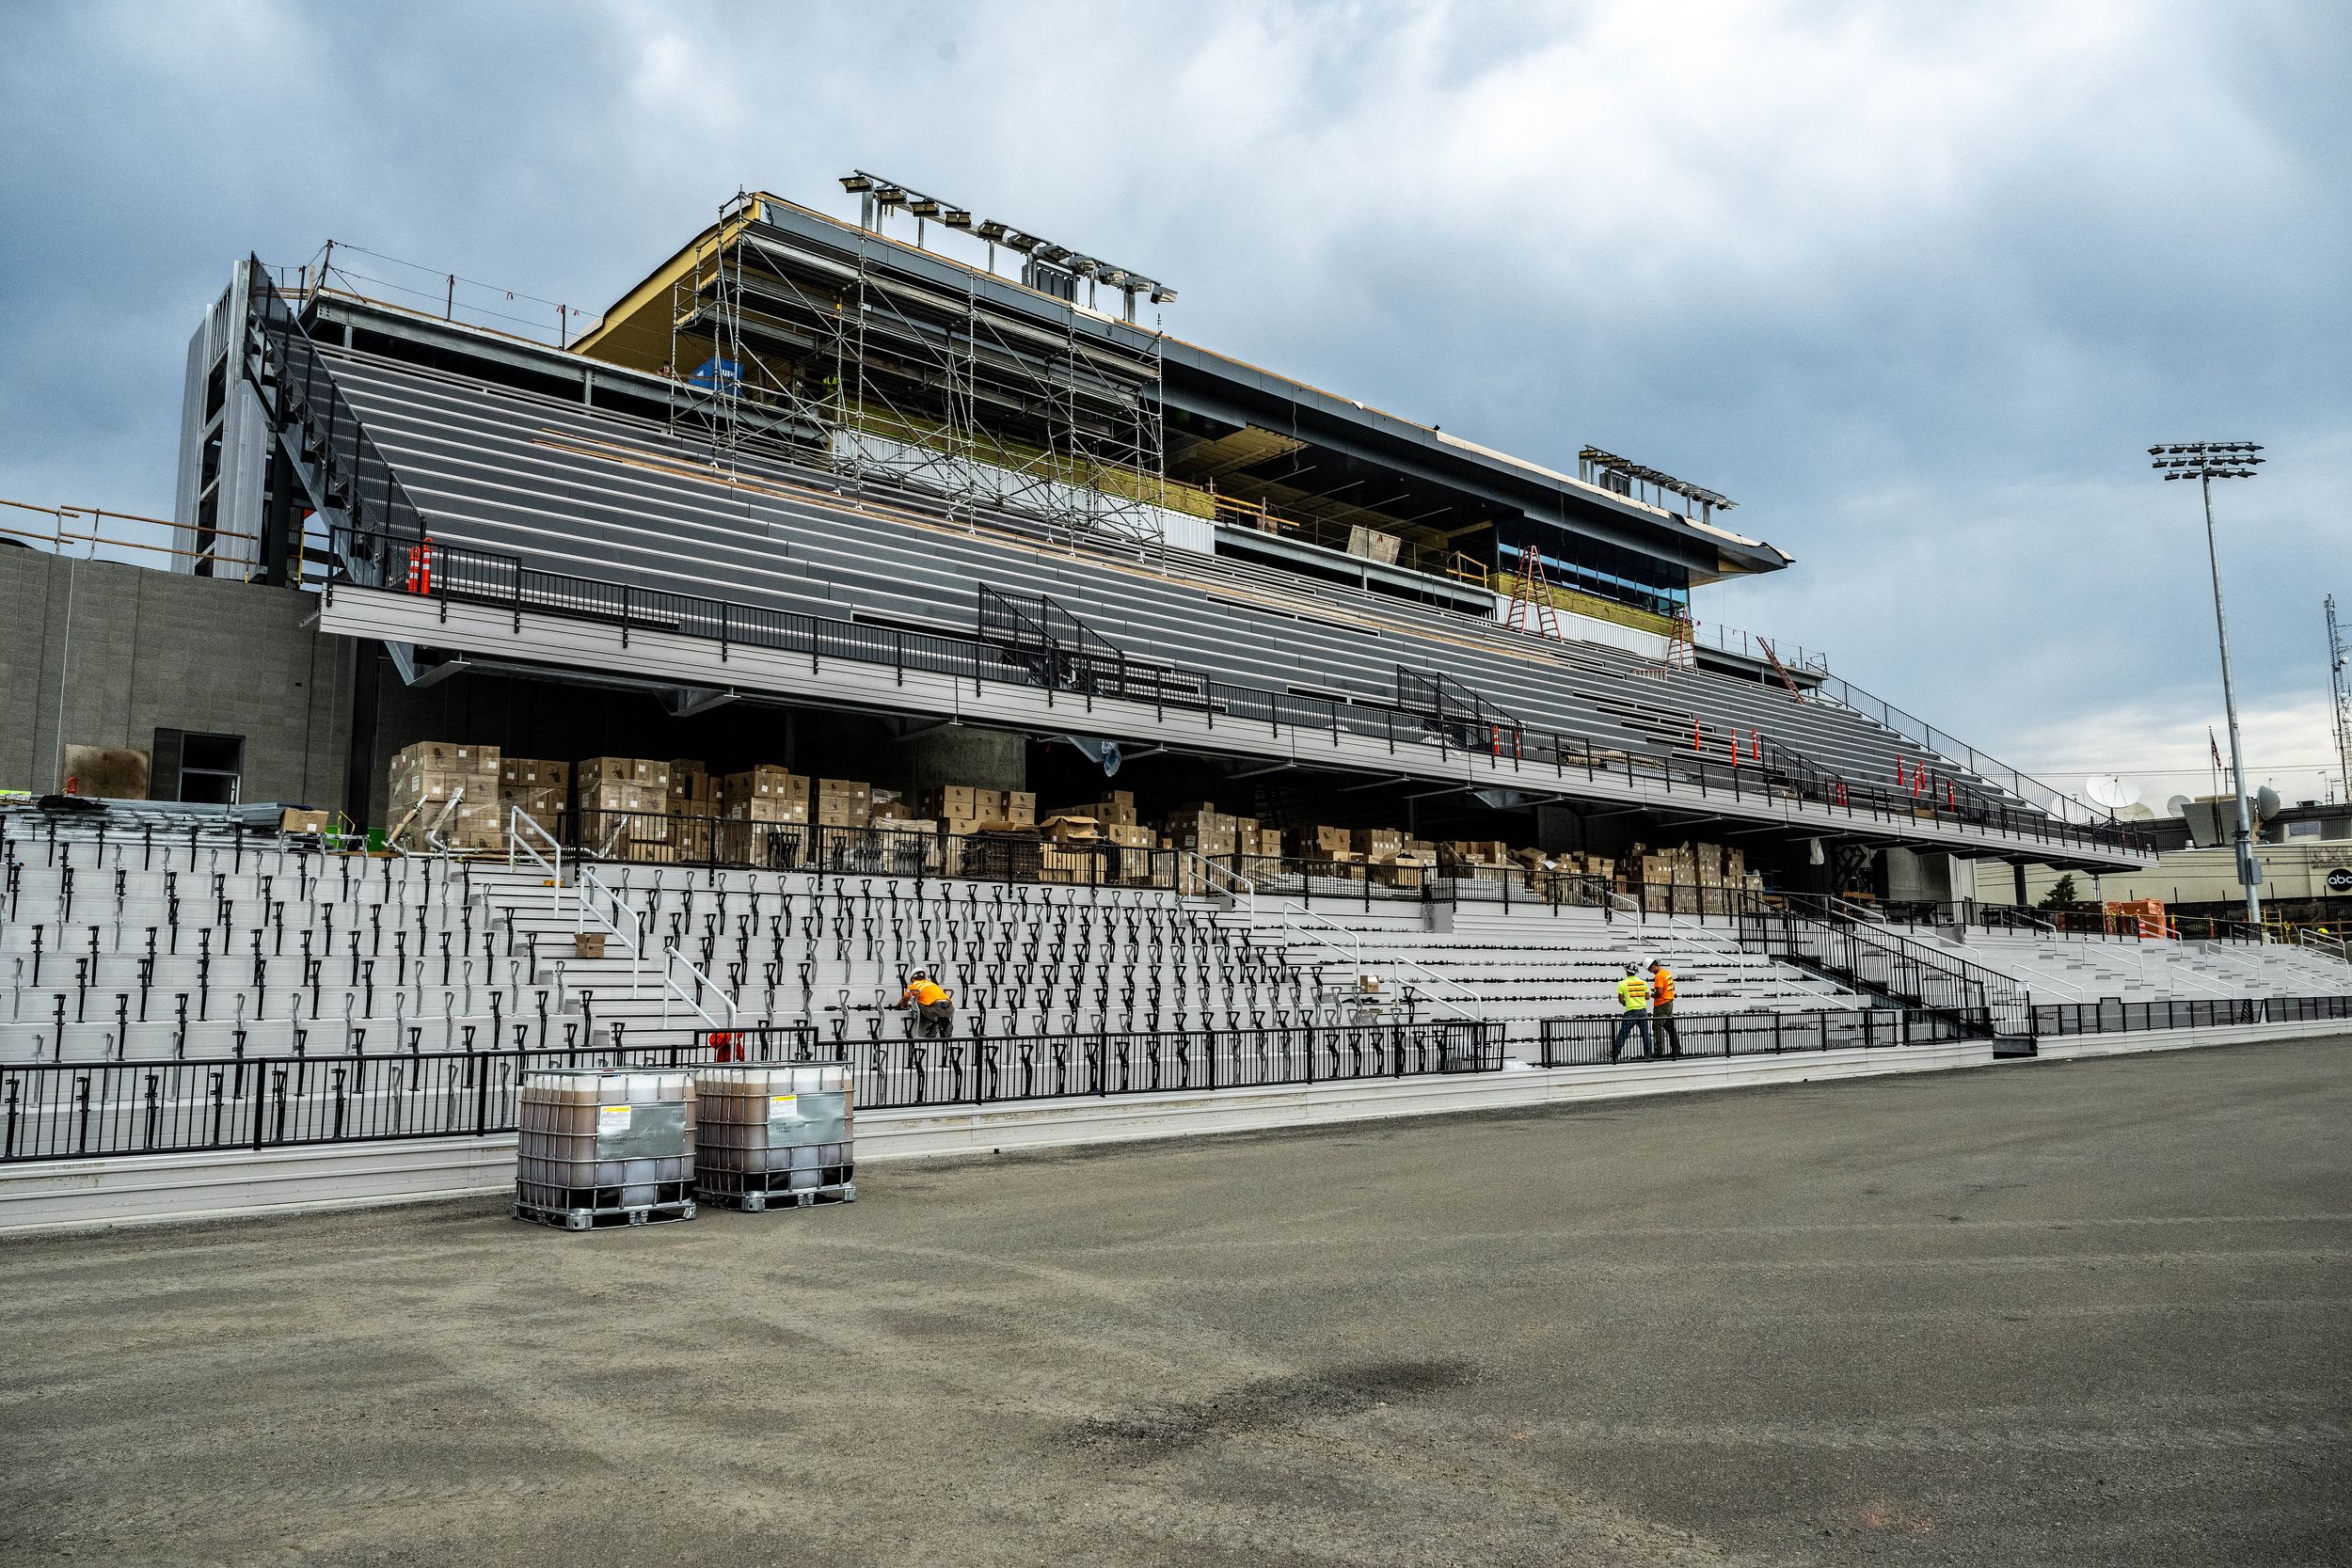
0,1019 -> 1504,1165
0,1034 -> 801,1165
308,515 -> 2149,863
1738,908 -> 2025,1037
2030,994 -> 2352,1038
694,1019 -> 1504,1108
246,261 -> 431,577
1537,1006 -> 1972,1066
253,268 -> 2142,863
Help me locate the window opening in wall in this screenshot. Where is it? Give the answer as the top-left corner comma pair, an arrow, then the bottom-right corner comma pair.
173,732 -> 246,804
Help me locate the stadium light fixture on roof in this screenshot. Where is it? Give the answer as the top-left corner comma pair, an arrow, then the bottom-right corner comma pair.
2151,438 -> 2265,926
835,169 -> 1174,318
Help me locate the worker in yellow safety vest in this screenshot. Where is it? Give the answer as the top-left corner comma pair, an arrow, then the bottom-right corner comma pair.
897,968 -> 956,1039
1647,959 -> 1681,1058
1610,964 -> 1653,1062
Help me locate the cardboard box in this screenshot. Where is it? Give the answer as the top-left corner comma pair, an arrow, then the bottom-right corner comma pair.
1006,791 -> 1038,827
1314,825 -> 1353,854
1353,827 -> 1405,858
573,932 -> 606,959
922,785 -> 978,820
499,757 -> 570,788
278,808 -> 329,835
972,788 -> 1005,821
581,780 -> 660,813
580,756 -> 667,791
722,768 -> 809,806
396,741 -> 501,775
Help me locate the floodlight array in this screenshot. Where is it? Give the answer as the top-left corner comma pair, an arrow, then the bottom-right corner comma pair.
840,171 -> 1175,304
2149,441 -> 2265,481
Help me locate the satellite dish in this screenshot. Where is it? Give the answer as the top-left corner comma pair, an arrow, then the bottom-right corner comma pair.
2166,795 -> 2193,817
2256,784 -> 2281,819
2084,775 -> 2139,810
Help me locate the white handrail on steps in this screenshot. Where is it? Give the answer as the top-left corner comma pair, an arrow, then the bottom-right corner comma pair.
660,942 -> 738,1030
1178,850 -> 1255,903
506,806 -> 565,924
2296,927 -> 2352,965
1273,897 -> 1482,1022
564,861 -> 733,1029
571,863 -> 644,999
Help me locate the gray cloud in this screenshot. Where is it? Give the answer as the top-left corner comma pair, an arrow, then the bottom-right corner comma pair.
3,0 -> 2345,803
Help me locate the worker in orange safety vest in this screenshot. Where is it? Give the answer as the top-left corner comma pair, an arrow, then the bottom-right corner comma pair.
1647,959 -> 1681,1058
897,968 -> 956,1039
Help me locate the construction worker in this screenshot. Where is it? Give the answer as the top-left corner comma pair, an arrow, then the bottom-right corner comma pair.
1610,963 -> 1653,1062
1647,959 -> 1681,1058
897,968 -> 955,1039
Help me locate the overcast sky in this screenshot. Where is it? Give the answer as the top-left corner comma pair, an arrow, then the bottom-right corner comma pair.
4,0 -> 2346,810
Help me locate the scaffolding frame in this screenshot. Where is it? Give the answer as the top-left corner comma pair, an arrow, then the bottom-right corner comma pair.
664,193 -> 1169,546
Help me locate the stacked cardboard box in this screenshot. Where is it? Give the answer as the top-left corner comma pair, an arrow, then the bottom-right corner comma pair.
497,756 -> 570,844
1295,824 -> 1363,880
721,767 -> 810,823
666,760 -> 716,861
579,756 -> 669,851
1166,804 -> 1240,859
920,784 -> 979,824
388,741 -> 504,848
709,767 -> 801,862
918,783 -> 1037,836
1613,839 -> 1759,912
816,778 -> 872,829
1057,790 -> 1137,829
1438,839 -> 1515,872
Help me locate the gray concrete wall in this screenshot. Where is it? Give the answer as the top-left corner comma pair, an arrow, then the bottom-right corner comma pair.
0,548 -> 348,805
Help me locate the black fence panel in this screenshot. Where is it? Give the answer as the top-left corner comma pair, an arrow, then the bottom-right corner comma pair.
0,1033 -> 813,1165
0,1022 -> 1504,1165
2028,994 -> 2352,1037
1535,1006 -> 1966,1067
696,1020 -> 1504,1109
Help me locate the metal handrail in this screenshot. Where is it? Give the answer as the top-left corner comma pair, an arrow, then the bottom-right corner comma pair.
571,863 -> 644,999
660,942 -> 737,1030
1271,898 -> 1482,1022
2296,928 -> 2351,965
505,806 -> 564,924
1179,849 -> 1255,903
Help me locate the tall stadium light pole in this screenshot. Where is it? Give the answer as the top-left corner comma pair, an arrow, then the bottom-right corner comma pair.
2151,441 -> 2265,929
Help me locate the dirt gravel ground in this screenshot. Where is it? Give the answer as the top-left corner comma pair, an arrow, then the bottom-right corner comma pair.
1,1038 -> 2347,1567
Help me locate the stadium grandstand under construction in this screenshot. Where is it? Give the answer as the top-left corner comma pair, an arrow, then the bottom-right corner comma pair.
0,176 -> 2344,1227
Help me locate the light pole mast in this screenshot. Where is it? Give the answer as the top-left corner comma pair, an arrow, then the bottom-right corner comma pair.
2152,441 -> 2265,930
2328,596 -> 2352,806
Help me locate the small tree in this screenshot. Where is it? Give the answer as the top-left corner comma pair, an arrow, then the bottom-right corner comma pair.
2036,874 -> 2079,911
